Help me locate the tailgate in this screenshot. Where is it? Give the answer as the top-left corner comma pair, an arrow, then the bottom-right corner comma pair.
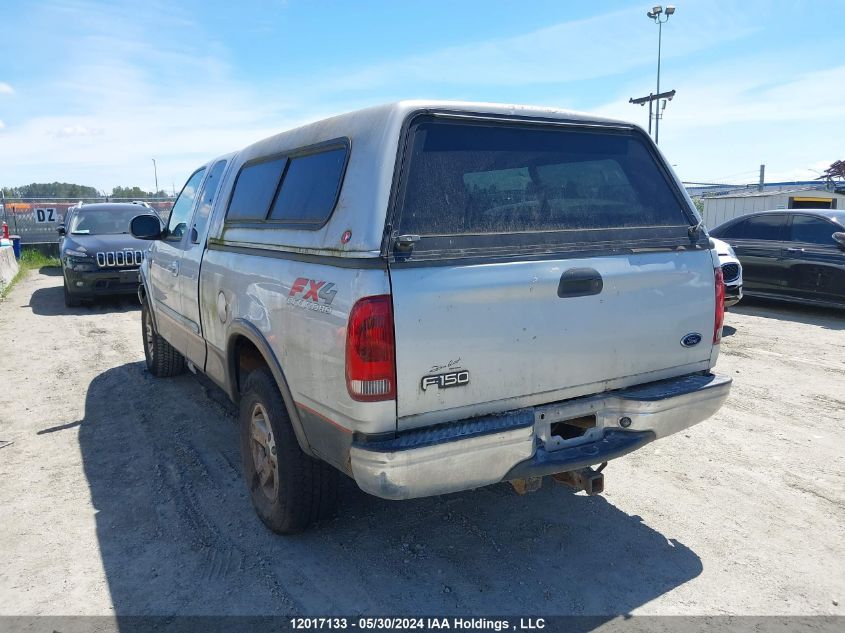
390,250 -> 716,426
385,113 -> 715,429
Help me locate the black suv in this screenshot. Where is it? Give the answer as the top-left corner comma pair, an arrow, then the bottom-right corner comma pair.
710,209 -> 845,309
58,203 -> 160,307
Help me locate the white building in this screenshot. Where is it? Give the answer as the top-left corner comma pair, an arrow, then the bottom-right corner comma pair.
701,186 -> 845,229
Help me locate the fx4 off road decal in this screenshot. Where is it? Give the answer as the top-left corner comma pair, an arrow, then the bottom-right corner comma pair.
287,277 -> 337,314
421,370 -> 470,392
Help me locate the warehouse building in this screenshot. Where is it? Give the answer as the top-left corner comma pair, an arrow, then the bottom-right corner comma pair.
701,186 -> 845,229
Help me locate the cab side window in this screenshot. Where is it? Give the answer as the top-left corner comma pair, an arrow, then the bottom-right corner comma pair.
191,160 -> 227,243
790,215 -> 837,245
166,168 -> 207,242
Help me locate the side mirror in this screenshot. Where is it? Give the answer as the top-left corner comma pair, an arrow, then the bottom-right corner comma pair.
57,225 -> 66,236
130,214 -> 164,240
833,232 -> 845,249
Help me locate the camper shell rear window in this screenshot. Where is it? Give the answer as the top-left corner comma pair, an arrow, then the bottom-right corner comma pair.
391,116 -> 697,259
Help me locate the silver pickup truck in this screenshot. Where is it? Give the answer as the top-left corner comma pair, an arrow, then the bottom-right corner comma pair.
131,100 -> 731,534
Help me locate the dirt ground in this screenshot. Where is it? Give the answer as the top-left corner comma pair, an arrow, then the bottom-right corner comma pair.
0,268 -> 842,617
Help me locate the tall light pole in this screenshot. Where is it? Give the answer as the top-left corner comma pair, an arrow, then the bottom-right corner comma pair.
647,5 -> 675,145
151,158 -> 159,196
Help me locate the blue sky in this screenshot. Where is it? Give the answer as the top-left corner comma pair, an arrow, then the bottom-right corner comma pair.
1,0 -> 843,193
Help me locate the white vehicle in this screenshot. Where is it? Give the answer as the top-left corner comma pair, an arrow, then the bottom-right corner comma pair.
711,237 -> 743,307
131,101 -> 732,533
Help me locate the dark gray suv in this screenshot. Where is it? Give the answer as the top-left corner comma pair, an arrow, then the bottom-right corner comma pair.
59,203 -> 160,307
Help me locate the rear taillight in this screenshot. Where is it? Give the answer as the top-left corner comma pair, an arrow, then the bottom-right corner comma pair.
346,295 -> 396,402
713,267 -> 725,343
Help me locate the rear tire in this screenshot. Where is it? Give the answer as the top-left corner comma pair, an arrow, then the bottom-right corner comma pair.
142,302 -> 184,377
63,281 -> 82,308
239,367 -> 338,534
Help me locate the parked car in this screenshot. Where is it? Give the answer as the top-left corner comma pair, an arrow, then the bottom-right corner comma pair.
131,101 -> 731,533
58,203 -> 159,307
710,209 -> 845,309
711,237 -> 743,306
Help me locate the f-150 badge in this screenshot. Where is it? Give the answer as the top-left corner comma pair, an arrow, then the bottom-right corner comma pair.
421,370 -> 470,391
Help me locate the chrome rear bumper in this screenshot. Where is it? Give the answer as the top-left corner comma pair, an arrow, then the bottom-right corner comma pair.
350,372 -> 731,500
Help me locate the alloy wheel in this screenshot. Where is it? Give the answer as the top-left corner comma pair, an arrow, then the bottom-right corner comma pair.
250,403 -> 279,501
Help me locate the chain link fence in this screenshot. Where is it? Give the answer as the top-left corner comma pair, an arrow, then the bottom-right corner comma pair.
0,198 -> 174,245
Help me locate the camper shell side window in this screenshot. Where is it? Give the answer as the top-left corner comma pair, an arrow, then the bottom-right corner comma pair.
223,138 -> 350,231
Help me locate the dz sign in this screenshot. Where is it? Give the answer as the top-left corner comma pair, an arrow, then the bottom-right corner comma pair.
34,208 -> 57,223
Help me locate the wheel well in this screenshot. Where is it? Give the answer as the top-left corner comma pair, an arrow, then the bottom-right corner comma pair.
232,336 -> 269,395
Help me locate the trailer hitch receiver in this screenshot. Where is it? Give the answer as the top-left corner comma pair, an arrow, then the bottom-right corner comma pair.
552,464 -> 605,496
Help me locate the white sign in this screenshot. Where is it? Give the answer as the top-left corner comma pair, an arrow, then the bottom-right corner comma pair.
34,208 -> 58,223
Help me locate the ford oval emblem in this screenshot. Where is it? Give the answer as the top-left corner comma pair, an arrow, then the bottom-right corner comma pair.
681,333 -> 702,348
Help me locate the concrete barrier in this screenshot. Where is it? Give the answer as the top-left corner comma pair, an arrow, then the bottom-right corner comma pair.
0,245 -> 20,291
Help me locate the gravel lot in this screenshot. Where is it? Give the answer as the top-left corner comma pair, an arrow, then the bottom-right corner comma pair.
0,268 -> 842,617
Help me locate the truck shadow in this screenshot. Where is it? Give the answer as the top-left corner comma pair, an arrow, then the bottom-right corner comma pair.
26,285 -> 140,316
73,362 -> 702,619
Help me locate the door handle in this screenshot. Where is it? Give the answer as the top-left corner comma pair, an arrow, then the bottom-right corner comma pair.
169,261 -> 179,276
558,268 -> 603,298
786,247 -> 804,254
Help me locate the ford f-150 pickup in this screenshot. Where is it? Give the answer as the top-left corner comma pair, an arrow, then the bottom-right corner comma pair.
130,101 -> 731,533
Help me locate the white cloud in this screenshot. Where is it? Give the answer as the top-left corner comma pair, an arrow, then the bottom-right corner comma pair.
52,125 -> 103,138
0,120 -> 5,130
327,6 -> 755,92
590,61 -> 845,185
0,1 -> 309,191
0,82 -> 13,95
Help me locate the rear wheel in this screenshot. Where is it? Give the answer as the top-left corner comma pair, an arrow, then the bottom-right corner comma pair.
142,302 -> 184,377
239,367 -> 338,534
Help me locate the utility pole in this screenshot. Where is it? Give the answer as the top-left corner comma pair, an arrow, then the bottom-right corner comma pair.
758,165 -> 765,192
629,90 -> 675,139
152,158 -> 159,195
647,95 -> 653,136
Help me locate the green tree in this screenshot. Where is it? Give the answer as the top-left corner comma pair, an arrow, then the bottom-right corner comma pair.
110,186 -> 170,199
1,182 -> 172,199
2,182 -> 99,198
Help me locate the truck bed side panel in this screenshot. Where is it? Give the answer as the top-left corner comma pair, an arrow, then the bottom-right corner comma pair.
199,247 -> 395,449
